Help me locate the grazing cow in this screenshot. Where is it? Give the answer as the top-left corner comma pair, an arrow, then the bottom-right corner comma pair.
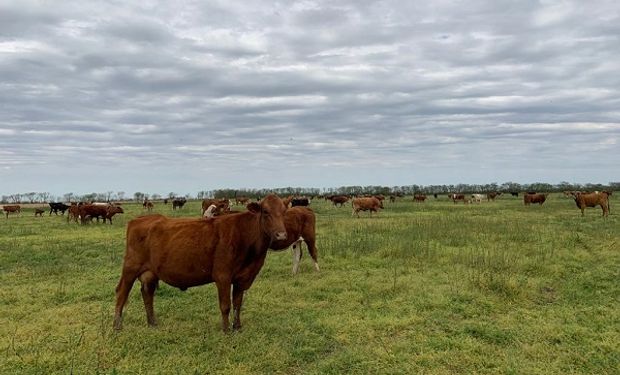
105,206 -> 124,224
201,198 -> 229,216
2,205 -> 21,218
449,194 -> 466,204
413,194 -> 427,203
49,202 -> 70,216
144,201 -> 154,211
172,198 -> 187,210
524,193 -> 547,206
330,195 -> 349,207
352,197 -> 383,217
269,206 -> 319,275
510,192 -> 519,197
433,193 -> 438,199
113,194 -> 288,332
389,195 -> 396,203
471,194 -> 485,203
573,191 -> 610,217
291,197 -> 310,207
34,208 -> 45,217
487,192 -> 502,201
163,199 -> 169,205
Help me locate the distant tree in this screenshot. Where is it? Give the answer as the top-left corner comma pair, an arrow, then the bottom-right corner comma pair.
117,191 -> 125,201
134,192 -> 146,202
37,192 -> 51,202
63,193 -> 75,202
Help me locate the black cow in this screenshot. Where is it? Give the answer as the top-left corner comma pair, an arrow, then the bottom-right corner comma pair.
291,197 -> 310,207
49,202 -> 70,216
172,198 -> 187,210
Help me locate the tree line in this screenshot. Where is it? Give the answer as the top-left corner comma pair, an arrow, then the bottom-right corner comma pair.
3,181 -> 618,204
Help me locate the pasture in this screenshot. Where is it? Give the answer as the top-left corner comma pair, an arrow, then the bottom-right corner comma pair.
1,194 -> 618,374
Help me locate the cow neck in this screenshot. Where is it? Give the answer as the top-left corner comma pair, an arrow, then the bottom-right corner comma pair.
260,210 -> 276,252
234,210 -> 270,256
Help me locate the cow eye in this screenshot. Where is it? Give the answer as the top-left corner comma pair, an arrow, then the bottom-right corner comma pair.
263,209 -> 270,215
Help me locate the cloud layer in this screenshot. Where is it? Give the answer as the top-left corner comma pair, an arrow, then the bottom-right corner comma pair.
1,0 -> 619,196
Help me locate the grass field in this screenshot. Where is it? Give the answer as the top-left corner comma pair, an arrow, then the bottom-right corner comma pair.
1,194 -> 618,374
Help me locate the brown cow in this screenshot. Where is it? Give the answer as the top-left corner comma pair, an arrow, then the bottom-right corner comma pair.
524,193 -> 547,206
79,204 -> 108,224
573,191 -> 610,217
113,194 -> 288,332
449,194 -> 466,204
413,194 -> 427,202
67,203 -> 81,223
105,206 -> 124,224
201,198 -> 229,216
487,192 -> 502,201
352,197 -> 383,217
269,206 -> 319,275
34,208 -> 45,217
330,195 -> 349,207
2,205 -> 21,218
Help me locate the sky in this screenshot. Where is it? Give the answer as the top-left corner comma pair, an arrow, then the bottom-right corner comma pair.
1,0 -> 619,197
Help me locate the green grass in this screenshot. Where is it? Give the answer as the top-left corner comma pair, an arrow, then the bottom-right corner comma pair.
1,194 -> 619,374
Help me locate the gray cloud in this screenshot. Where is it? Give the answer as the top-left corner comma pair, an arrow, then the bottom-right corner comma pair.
1,0 -> 619,196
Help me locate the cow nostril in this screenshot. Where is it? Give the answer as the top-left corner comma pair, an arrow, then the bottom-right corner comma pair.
276,232 -> 287,240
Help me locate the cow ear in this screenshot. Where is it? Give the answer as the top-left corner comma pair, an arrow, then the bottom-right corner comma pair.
247,202 -> 261,213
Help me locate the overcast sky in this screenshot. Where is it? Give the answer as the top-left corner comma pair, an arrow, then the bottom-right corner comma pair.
1,0 -> 618,197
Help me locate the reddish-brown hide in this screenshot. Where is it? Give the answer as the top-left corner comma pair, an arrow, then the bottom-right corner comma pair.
113,194 -> 288,332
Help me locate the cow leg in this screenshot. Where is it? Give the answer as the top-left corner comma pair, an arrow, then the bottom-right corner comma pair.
232,284 -> 244,330
305,237 -> 320,272
139,271 -> 159,327
292,241 -> 302,275
113,269 -> 140,330
215,281 -> 232,332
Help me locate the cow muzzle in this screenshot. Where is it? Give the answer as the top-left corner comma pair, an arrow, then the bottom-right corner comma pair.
274,231 -> 287,241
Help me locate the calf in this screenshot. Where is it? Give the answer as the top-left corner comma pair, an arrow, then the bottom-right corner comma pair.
34,208 -> 45,217
352,197 -> 383,217
573,191 -> 610,217
269,206 -> 319,274
113,195 -> 288,332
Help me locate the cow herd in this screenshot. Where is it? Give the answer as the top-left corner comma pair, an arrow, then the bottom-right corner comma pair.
1,190 -> 613,333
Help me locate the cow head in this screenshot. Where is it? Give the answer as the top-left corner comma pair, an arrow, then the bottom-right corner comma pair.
248,194 -> 287,241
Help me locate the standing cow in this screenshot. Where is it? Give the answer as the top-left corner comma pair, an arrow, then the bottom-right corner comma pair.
269,206 -> 319,275
524,193 -> 547,206
113,194 -> 288,332
2,205 -> 21,218
352,197 -> 383,217
573,191 -> 611,217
